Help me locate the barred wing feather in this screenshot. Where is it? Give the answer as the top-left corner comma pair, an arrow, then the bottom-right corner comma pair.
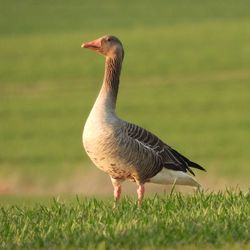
125,122 -> 205,176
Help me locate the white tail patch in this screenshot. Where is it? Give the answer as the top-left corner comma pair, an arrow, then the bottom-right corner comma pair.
149,168 -> 201,188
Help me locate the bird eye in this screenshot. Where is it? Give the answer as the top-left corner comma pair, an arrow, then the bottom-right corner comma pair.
107,37 -> 111,42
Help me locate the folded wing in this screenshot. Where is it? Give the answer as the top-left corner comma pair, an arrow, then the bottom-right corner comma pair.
125,122 -> 206,177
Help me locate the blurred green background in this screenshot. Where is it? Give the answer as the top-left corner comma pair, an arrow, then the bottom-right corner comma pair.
0,0 -> 249,196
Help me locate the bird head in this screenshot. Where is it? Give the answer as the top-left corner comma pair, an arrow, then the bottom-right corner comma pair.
81,35 -> 124,59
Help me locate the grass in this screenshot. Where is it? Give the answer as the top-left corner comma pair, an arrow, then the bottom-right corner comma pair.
0,190 -> 249,249
0,0 -> 250,187
0,1 -> 249,249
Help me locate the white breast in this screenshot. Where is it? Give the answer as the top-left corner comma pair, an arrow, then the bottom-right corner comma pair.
82,109 -> 122,171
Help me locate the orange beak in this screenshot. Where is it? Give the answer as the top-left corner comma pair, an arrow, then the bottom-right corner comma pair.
81,37 -> 102,50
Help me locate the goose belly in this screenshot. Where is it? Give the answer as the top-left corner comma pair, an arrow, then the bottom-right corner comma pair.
83,124 -> 134,179
84,142 -> 133,179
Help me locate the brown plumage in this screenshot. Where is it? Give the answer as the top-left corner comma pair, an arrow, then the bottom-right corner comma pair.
81,35 -> 206,206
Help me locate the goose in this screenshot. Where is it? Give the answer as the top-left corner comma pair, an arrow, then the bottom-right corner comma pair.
81,35 -> 206,206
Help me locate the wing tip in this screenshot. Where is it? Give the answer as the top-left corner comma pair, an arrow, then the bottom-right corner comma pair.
189,161 -> 206,172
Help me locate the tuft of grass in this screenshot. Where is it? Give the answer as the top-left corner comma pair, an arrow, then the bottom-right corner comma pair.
0,190 -> 249,249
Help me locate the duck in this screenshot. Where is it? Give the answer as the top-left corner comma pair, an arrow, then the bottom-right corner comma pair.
81,35 -> 206,206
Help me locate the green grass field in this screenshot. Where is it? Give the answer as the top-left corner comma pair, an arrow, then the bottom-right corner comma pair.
0,1 -> 250,249
1,0 -> 250,189
1,191 -> 249,249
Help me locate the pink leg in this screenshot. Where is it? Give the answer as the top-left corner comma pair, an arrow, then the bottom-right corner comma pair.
137,184 -> 145,206
110,177 -> 122,208
114,185 -> 121,202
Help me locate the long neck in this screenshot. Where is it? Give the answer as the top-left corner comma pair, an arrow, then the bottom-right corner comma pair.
103,56 -> 122,102
93,55 -> 122,114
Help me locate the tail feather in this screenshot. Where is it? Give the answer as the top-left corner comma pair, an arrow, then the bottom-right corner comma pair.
150,168 -> 201,188
170,148 -> 206,173
188,161 -> 206,172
